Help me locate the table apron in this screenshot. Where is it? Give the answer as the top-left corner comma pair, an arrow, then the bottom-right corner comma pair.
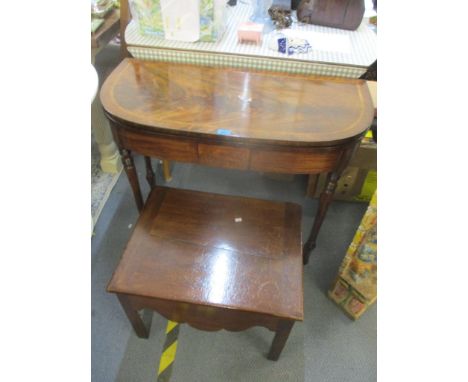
113,125 -> 345,175
121,293 -> 295,332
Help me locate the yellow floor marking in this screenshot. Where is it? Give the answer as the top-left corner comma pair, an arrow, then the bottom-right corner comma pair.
158,341 -> 178,375
166,320 -> 178,334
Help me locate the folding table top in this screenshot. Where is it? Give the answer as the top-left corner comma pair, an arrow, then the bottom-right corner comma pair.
101,59 -> 374,146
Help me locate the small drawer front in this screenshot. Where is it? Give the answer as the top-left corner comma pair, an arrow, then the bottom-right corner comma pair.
118,129 -> 198,162
115,125 -> 343,174
198,143 -> 250,170
250,148 -> 342,174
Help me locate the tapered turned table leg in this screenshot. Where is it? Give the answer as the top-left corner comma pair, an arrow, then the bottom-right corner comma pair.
303,173 -> 338,265
267,320 -> 294,361
120,149 -> 144,212
302,140 -> 361,265
117,294 -> 149,339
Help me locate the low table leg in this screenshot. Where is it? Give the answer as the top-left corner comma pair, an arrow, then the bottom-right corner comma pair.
267,320 -> 294,361
117,294 -> 149,339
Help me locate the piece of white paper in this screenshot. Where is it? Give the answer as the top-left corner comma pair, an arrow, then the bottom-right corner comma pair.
160,0 -> 200,42
282,29 -> 352,54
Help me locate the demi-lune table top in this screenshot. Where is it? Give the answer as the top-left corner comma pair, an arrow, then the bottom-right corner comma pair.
101,58 -> 374,147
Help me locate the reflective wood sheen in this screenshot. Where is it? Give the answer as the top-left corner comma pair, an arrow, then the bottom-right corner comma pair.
102,59 -> 374,359
101,59 -> 373,262
108,186 -> 303,321
101,58 -> 374,146
111,124 -> 343,174
122,294 -> 287,332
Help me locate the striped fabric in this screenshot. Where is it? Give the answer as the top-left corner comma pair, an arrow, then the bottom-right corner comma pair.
126,2 -> 376,78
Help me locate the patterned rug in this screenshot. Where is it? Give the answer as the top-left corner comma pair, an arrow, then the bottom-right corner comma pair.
91,134 -> 121,228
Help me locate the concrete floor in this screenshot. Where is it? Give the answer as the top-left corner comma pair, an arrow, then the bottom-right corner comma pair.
91,45 -> 376,382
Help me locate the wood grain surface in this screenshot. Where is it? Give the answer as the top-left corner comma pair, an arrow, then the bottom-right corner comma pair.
107,186 -> 304,321
101,58 -> 374,146
102,58 -> 372,263
101,59 -> 373,360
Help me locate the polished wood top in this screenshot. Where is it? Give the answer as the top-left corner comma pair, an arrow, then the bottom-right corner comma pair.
107,186 -> 304,320
101,58 -> 374,146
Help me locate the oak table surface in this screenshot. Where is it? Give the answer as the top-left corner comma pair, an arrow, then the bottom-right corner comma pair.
108,186 -> 304,321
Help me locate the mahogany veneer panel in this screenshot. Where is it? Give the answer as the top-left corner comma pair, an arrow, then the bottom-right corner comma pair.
250,147 -> 342,173
197,143 -> 250,169
101,58 -> 374,146
117,128 -> 198,162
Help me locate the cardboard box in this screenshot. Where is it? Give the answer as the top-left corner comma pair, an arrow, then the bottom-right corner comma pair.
307,139 -> 376,202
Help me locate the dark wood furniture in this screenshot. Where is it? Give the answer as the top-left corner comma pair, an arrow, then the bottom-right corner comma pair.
101,59 -> 374,264
107,186 -> 303,360
101,59 -> 373,360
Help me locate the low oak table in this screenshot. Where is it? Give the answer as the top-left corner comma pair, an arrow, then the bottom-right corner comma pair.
107,186 -> 303,360
101,59 -> 373,360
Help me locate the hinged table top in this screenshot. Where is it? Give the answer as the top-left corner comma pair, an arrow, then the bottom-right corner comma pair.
101,58 -> 374,146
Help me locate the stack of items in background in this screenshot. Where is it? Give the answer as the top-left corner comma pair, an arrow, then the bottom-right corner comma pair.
91,0 -> 119,33
128,0 -> 371,52
129,0 -> 227,42
123,0 -> 376,78
328,191 -> 377,319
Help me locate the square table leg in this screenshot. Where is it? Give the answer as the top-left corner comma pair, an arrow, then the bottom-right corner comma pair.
267,320 -> 295,361
117,294 -> 149,339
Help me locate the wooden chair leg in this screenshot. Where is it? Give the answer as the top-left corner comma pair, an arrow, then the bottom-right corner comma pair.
117,294 -> 149,339
162,160 -> 172,182
267,320 -> 294,361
